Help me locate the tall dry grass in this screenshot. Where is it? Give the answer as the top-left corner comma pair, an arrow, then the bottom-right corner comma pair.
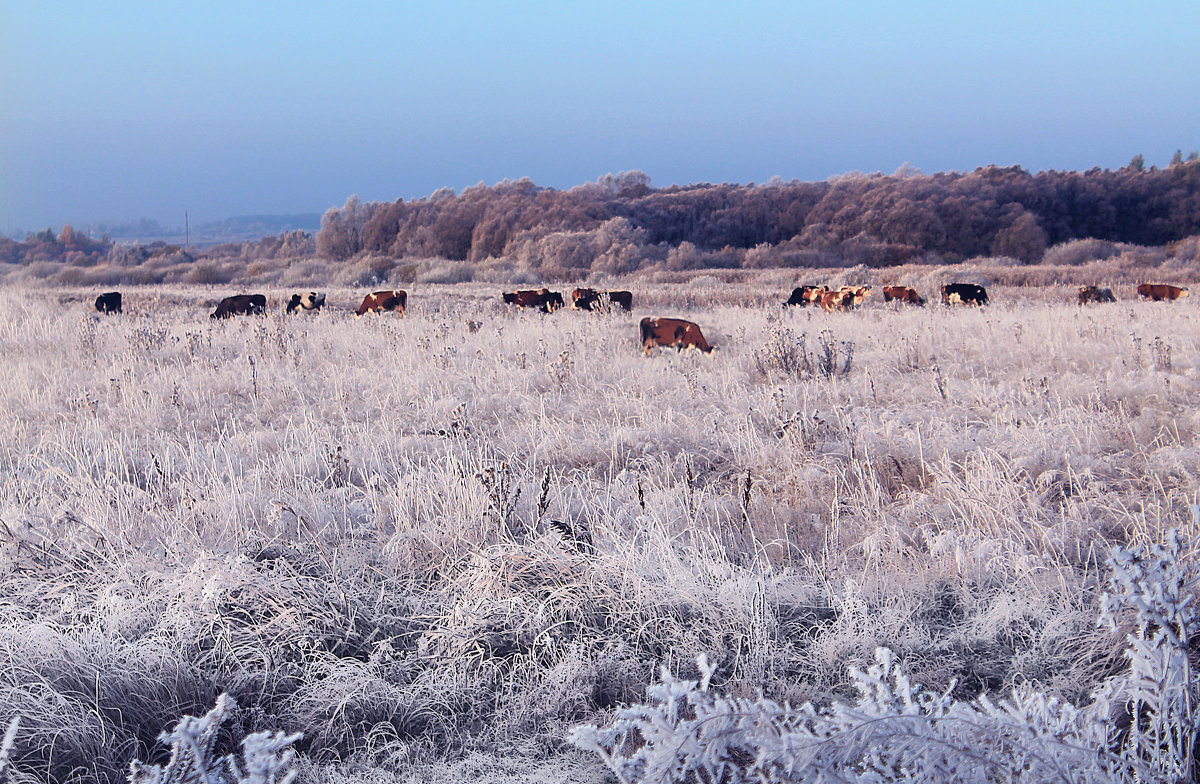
0,280 -> 1197,783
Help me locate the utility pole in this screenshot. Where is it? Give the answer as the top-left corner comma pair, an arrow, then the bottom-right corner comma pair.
185,211 -> 190,249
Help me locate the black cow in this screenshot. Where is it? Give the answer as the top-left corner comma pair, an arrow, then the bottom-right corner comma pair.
784,285 -> 827,307
95,292 -> 122,314
1077,285 -> 1116,305
572,288 -> 633,311
211,294 -> 267,319
941,283 -> 989,306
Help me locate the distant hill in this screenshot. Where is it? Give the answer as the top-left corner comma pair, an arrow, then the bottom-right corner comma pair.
88,213 -> 322,247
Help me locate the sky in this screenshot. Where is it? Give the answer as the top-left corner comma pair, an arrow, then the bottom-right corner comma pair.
3,1 -> 1199,233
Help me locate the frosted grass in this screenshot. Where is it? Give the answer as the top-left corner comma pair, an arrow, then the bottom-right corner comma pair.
0,281 -> 1197,782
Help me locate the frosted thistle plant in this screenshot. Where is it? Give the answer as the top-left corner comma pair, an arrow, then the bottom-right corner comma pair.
128,695 -> 301,784
570,649 -> 1118,783
570,530 -> 1200,784
224,731 -> 301,784
1097,528 -> 1199,784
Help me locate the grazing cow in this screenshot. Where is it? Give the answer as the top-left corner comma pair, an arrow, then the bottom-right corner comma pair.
882,286 -> 925,306
571,288 -> 633,311
1077,285 -> 1116,305
356,290 -> 407,316
820,288 -> 856,312
1137,283 -> 1189,302
640,317 -> 714,355
211,294 -> 267,319
503,288 -> 564,312
286,291 -> 326,314
94,291 -> 122,314
785,285 -> 827,307
941,283 -> 989,306
607,290 -> 634,311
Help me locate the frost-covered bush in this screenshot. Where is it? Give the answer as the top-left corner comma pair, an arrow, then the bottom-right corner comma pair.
752,328 -> 853,381
127,695 -> 300,784
1042,238 -> 1119,266
570,531 -> 1200,784
1096,528 -> 1199,783
416,261 -> 475,284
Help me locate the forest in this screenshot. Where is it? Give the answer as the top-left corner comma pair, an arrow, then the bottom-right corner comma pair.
4,158 -> 1200,279
310,159 -> 1200,273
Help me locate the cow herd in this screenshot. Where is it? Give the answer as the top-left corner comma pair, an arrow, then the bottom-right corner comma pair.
783,282 -> 1188,310
499,288 -> 634,313
785,282 -> 990,309
86,279 -> 1191,357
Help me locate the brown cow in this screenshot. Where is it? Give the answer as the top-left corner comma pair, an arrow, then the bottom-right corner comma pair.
1077,285 -> 1116,305
882,286 -> 925,306
503,288 -> 564,312
1137,283 -> 1189,302
820,288 -> 855,312
356,290 -> 407,316
211,294 -> 266,319
571,288 -> 633,311
640,317 -> 714,354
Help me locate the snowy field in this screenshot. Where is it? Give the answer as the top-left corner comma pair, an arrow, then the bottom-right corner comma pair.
0,281 -> 1197,783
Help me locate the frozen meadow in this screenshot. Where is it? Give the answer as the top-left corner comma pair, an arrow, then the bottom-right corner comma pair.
0,280 -> 1197,783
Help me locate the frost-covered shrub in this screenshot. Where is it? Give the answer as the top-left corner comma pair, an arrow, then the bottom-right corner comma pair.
417,261 -> 475,284
752,328 -> 853,381
127,695 -> 300,784
1096,528 -> 1199,783
184,262 -> 234,285
570,531 -> 1200,784
1042,238 -> 1118,266
1168,235 -> 1200,264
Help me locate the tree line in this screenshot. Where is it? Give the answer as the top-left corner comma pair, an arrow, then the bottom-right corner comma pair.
6,156 -> 1199,274
0,227 -> 314,268
315,159 -> 1200,273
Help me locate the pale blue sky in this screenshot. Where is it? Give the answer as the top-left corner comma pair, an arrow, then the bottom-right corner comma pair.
3,1 -> 1198,232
